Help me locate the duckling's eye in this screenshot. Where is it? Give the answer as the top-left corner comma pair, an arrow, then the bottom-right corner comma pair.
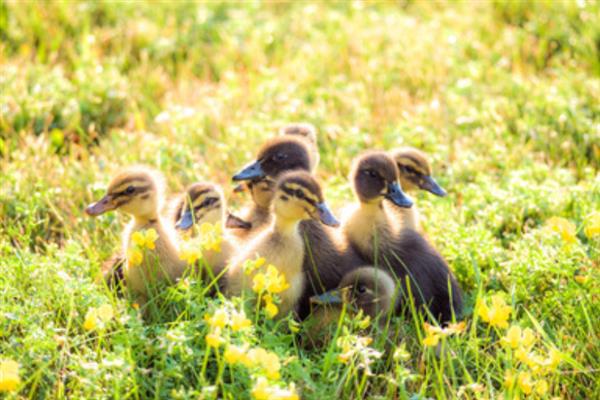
363,169 -> 378,178
272,153 -> 287,161
402,165 -> 418,175
125,186 -> 135,195
357,285 -> 367,294
295,189 -> 305,199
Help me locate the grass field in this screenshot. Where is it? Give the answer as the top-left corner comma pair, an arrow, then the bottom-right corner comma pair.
1,1 -> 599,399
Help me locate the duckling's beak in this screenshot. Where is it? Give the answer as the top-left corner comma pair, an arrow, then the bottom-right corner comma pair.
85,194 -> 116,216
316,202 -> 340,227
385,182 -> 413,208
225,213 -> 252,229
232,161 -> 265,181
310,290 -> 343,305
175,209 -> 194,230
419,176 -> 447,197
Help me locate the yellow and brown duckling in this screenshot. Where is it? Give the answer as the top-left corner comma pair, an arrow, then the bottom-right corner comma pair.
173,182 -> 239,278
343,151 -> 462,322
389,147 -> 447,231
226,170 -> 340,317
228,135 -> 314,237
86,167 -> 187,304
306,267 -> 398,345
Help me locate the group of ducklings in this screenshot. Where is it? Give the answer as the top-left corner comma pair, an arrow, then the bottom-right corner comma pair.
86,123 -> 462,332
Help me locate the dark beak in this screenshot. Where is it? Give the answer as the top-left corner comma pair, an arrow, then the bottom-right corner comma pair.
232,161 -> 265,181
316,202 -> 340,227
225,213 -> 252,230
385,182 -> 413,208
310,289 -> 343,305
175,209 -> 194,230
419,175 -> 447,197
85,194 -> 115,216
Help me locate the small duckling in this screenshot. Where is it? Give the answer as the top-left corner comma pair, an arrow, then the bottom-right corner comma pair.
172,182 -> 240,279
229,136 -> 313,238
279,122 -> 319,171
226,170 -> 340,317
389,147 -> 447,231
86,167 -> 187,304
343,151 -> 462,322
306,267 -> 397,343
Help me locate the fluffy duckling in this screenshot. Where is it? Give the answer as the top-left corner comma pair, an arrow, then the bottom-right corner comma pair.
279,122 -> 319,171
86,167 -> 187,303
226,171 -> 340,317
231,136 -> 367,319
173,182 -> 240,278
343,151 -> 462,322
228,136 -> 313,237
389,147 -> 447,231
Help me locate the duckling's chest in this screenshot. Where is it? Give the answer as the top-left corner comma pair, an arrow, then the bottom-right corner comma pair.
345,207 -> 395,262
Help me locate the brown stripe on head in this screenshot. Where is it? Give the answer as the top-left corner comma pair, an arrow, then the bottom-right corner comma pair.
391,147 -> 432,175
276,170 -> 324,204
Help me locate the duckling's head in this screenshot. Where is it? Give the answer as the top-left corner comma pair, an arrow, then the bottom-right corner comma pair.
86,167 -> 164,219
390,147 -> 446,196
310,267 -> 396,319
280,122 -> 319,171
350,151 -> 413,208
273,171 -> 339,227
232,136 -> 311,182
174,182 -> 224,231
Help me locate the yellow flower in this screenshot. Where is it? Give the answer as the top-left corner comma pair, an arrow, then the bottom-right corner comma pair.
503,370 -> 515,389
574,275 -> 588,284
132,228 -> 159,250
502,325 -> 521,349
477,294 -> 511,329
247,348 -> 281,379
517,371 -> 533,394
264,300 -> 279,319
251,377 -> 271,400
252,272 -> 267,293
204,308 -> 229,329
199,222 -> 223,253
179,241 -> 202,265
96,304 -> 114,322
244,256 -> 266,275
0,359 -> 20,392
265,265 -> 290,294
535,379 -> 549,396
224,345 -> 249,365
584,212 -> 600,238
83,308 -> 98,331
205,330 -> 224,348
521,328 -> 536,348
127,247 -> 143,267
230,310 -> 252,331
252,377 -> 298,400
132,302 -> 140,310
545,217 -> 577,244
422,334 -> 440,347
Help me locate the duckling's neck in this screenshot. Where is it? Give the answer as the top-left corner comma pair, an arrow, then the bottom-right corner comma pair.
359,201 -> 384,219
133,211 -> 159,226
274,215 -> 301,237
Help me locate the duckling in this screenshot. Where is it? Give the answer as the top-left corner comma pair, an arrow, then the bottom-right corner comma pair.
389,147 -> 447,231
228,136 -> 313,238
343,151 -> 462,322
226,170 -> 340,317
86,167 -> 187,304
305,267 -> 398,345
279,122 -> 319,171
232,136 -> 367,319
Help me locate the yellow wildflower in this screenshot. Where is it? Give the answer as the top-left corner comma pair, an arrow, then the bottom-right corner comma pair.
517,371 -> 533,394
96,304 -> 114,322
127,247 -> 143,267
535,379 -> 549,396
264,300 -> 279,319
224,344 -> 249,365
205,329 -> 224,348
244,256 -> 266,275
251,377 -> 271,400
502,325 -> 521,349
521,328 -> 536,348
358,315 -> 371,329
83,308 -> 98,331
265,265 -> 290,294
422,334 -> 440,347
477,294 -> 511,329
247,348 -> 281,380
179,241 -> 202,265
252,272 -> 267,293
199,222 -> 223,253
132,228 -> 158,250
230,310 -> 252,331
132,302 -> 140,310
584,212 -> 600,238
545,217 -> 577,244
0,359 -> 20,392
251,378 -> 298,400
204,308 -> 229,329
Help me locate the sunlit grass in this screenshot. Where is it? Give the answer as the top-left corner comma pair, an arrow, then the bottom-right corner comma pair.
1,1 -> 599,399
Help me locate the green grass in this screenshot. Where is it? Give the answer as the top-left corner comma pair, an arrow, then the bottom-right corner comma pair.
1,1 -> 599,399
